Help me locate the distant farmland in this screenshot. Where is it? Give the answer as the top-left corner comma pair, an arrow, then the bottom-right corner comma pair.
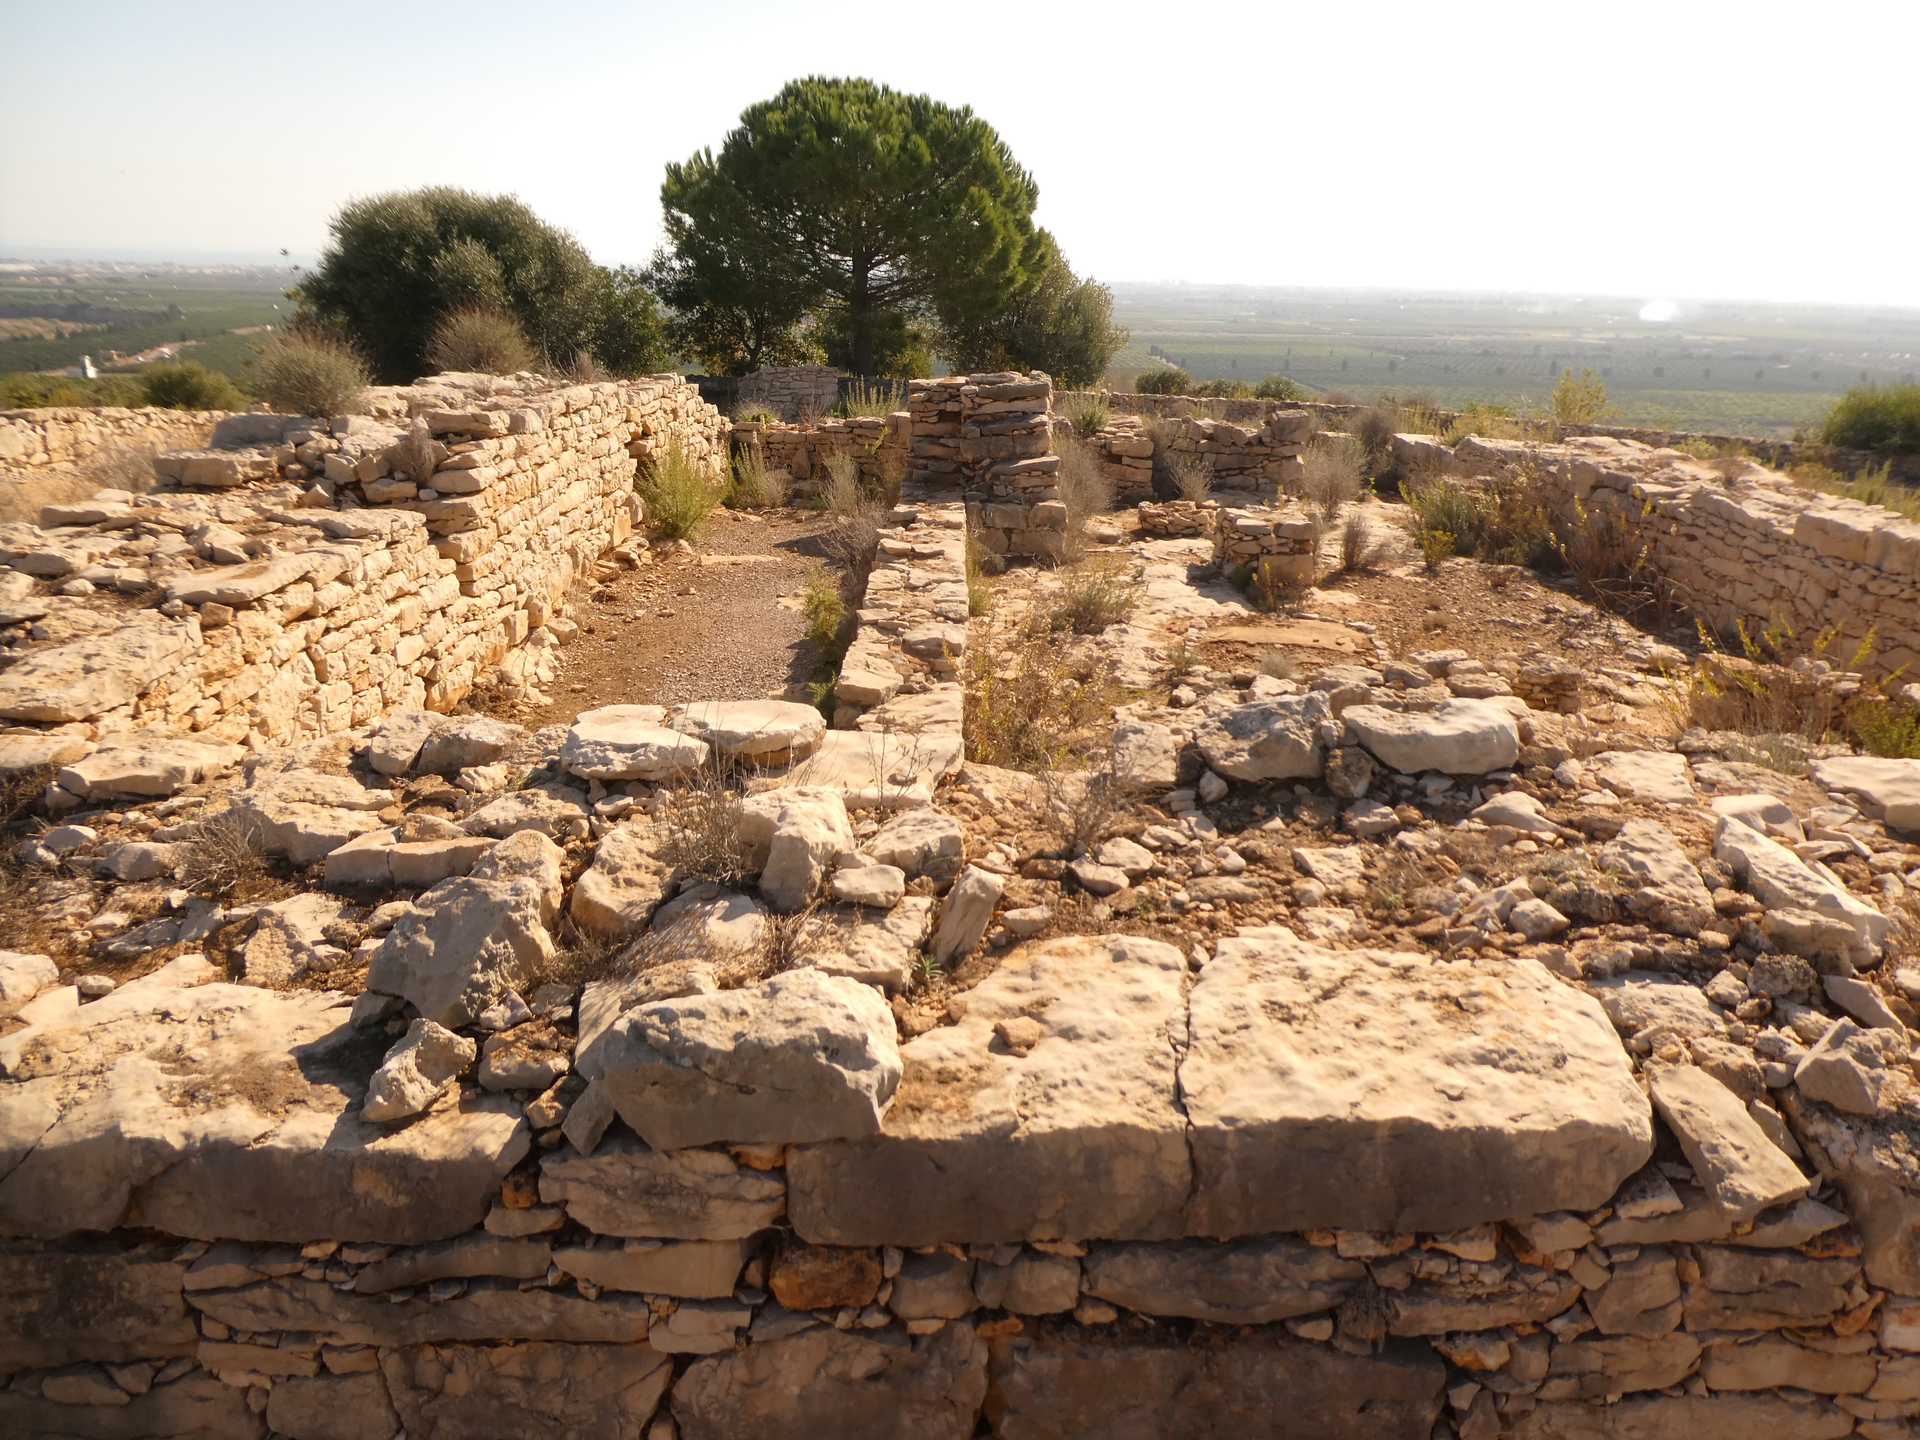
1105,284 -> 1920,438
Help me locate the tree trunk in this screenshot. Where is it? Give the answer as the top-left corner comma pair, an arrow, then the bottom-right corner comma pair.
850,262 -> 873,379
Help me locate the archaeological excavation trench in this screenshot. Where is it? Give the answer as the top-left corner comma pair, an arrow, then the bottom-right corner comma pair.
2,369 -> 1920,1437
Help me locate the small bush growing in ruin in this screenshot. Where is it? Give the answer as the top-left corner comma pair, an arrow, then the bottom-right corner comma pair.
1056,436 -> 1114,556
255,331 -> 370,417
1244,555 -> 1307,612
1441,403 -> 1538,446
1301,437 -> 1366,521
638,437 -> 721,540
1049,560 -> 1134,635
1417,526 -> 1455,572
733,402 -> 780,426
1255,375 -> 1309,401
1350,407 -> 1399,478
1787,459 -> 1920,521
140,361 -> 245,412
1042,750 -> 1121,859
1258,649 -> 1298,680
1551,368 -> 1611,427
560,350 -> 607,383
1065,394 -> 1110,437
427,306 -> 537,375
657,763 -> 755,886
1134,366 -> 1190,395
1403,471 -> 1555,570
964,533 -> 998,617
726,439 -> 788,510
965,618 -> 1120,771
1820,384 -> 1920,454
1337,511 -> 1388,574
175,808 -> 274,900
818,453 -> 886,570
837,379 -> 903,419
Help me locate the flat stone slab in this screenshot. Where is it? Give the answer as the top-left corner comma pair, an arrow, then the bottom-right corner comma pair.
1811,754 -> 1920,834
672,699 -> 826,762
0,620 -> 192,722
1181,927 -> 1653,1235
0,957 -> 528,1243
561,703 -> 709,781
1648,1064 -> 1811,1221
788,935 -> 1192,1245
1593,749 -> 1696,804
1343,698 -> 1520,776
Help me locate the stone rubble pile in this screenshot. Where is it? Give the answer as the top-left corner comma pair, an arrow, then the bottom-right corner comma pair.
0,372 -> 727,749
1136,497 -> 1217,538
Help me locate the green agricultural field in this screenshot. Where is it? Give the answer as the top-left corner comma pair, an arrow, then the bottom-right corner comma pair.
1106,284 -> 1920,438
0,265 -> 289,383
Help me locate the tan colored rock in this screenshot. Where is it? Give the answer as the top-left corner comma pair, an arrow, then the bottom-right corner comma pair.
1647,1064 -> 1810,1221
540,1138 -> 784,1240
1182,927 -> 1652,1235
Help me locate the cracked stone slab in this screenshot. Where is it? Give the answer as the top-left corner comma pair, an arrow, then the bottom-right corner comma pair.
0,956 -> 528,1244
1181,927 -> 1653,1235
788,935 -> 1191,1246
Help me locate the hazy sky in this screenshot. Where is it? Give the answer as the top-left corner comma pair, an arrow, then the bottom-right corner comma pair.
3,0 -> 1914,307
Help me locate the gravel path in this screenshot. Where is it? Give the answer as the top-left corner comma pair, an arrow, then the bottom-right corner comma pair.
494,509 -> 842,729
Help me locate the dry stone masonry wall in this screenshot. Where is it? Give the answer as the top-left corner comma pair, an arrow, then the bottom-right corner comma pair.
0,372 -> 726,751
732,363 -> 840,423
731,412 -> 906,501
908,371 -> 1065,561
0,404 -> 230,472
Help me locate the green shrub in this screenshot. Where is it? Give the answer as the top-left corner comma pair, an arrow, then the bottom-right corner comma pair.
140,361 -> 245,411
1787,460 -> 1920,521
733,403 -> 780,426
426,307 -> 536,375
726,439 -> 788,509
1403,472 -> 1555,569
1846,695 -> 1920,760
0,372 -> 149,408
1065,393 -> 1110,437
638,437 -> 721,539
254,332 -> 370,416
1551,368 -> 1610,426
837,379 -> 902,419
1192,379 -> 1253,399
1350,407 -> 1399,478
1049,561 -> 1133,635
1134,367 -> 1190,395
1254,375 -> 1308,401
1821,385 -> 1920,453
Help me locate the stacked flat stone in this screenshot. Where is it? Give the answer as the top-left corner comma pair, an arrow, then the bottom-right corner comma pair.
0,404 -> 228,471
1468,434 -> 1920,680
1213,503 -> 1318,587
911,372 -> 1063,562
733,412 -> 907,502
0,373 -> 728,746
734,363 -> 840,422
1136,498 -> 1217,538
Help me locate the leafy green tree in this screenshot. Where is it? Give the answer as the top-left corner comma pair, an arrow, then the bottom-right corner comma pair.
297,187 -> 641,381
942,230 -> 1126,386
592,266 -> 673,376
140,361 -> 245,411
645,245 -> 817,377
816,304 -> 936,380
1135,367 -> 1191,395
659,77 -> 1038,377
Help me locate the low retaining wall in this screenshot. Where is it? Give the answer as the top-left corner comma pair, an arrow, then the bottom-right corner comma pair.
733,363 -> 841,423
0,404 -> 230,471
1454,432 -> 1920,679
1078,408 -> 1314,504
0,374 -> 726,748
732,412 -> 907,500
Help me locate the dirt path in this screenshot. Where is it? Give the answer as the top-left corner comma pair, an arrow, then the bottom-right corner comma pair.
493,509 -> 843,728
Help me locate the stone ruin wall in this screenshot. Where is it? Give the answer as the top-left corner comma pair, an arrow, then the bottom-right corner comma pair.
732,363 -> 841,423
1432,431 -> 1920,681
0,404 -> 232,472
906,371 -> 1065,561
0,374 -> 727,751
730,411 -> 907,501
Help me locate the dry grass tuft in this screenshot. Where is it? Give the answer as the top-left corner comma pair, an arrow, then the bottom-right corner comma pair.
1301,437 -> 1366,521
655,763 -> 755,887
965,618 -> 1121,771
175,808 -> 278,900
1048,560 -> 1134,635
1337,511 -> 1388,574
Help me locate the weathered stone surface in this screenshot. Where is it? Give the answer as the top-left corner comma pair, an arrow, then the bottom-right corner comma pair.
1715,815 -> 1888,958
1786,1089 -> 1920,1294
351,1234 -> 552,1293
754,789 -> 854,912
462,780 -> 592,840
1181,928 -> 1652,1235
930,862 -> 1002,963
363,1018 -> 477,1123
568,820 -> 672,939
1343,698 -> 1519,775
1193,691 -> 1332,781
365,708 -> 442,776
381,1341 -> 672,1440
236,770 -> 393,865
673,1322 -> 985,1440
58,735 -> 244,800
367,861 -> 557,1028
890,1251 -> 976,1319
1081,1238 -> 1363,1323
1593,749 -> 1695,803
1795,1017 -> 1907,1116
975,1251 -> 1079,1313
0,620 -> 191,722
673,698 -> 826,761
0,948 -> 57,1017
1647,1064 -> 1811,1221
266,1372 -> 399,1440
552,1238 -> 750,1298
1682,1246 -> 1854,1331
540,1137 -> 785,1240
1391,1268 -> 1581,1334
768,1242 -> 885,1309
1700,1334 -> 1875,1393
866,807 -> 965,880
0,1239 -> 196,1369
1811,754 -> 1920,834
417,714 -> 523,773
0,1370 -> 265,1439
1544,1333 -> 1702,1399
188,1275 -> 653,1347
789,936 -> 1190,1245
984,1330 -> 1443,1440
1510,1393 -> 1854,1439
1598,820 -> 1715,933
0,961 -> 528,1242
561,703 -> 708,780
593,969 -> 900,1150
